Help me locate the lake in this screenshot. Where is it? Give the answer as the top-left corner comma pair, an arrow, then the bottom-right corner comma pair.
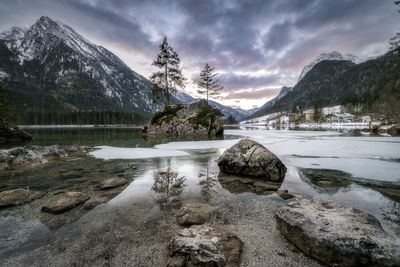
0,127 -> 399,266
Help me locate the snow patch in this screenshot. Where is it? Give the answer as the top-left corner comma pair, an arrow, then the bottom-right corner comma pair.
90,146 -> 190,160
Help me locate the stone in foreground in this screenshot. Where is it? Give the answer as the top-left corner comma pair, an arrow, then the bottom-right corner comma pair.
99,177 -> 128,190
0,188 -> 43,208
168,224 -> 242,267
176,203 -> 218,226
217,139 -> 286,181
275,199 -> 400,267
42,192 -> 90,214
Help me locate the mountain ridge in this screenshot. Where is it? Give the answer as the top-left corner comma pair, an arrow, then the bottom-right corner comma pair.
245,48 -> 400,122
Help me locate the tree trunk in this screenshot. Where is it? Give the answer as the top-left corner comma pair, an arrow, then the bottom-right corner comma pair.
165,64 -> 169,106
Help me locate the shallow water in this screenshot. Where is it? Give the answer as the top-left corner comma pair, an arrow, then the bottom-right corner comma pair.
0,127 -> 400,265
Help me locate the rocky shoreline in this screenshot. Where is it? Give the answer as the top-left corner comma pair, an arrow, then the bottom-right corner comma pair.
0,145 -> 93,170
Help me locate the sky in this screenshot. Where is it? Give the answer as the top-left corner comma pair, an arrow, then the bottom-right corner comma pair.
0,0 -> 398,110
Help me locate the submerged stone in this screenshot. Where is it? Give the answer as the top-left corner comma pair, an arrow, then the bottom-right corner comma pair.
83,196 -> 110,210
217,139 -> 286,182
0,188 -> 44,208
168,224 -> 242,267
176,203 -> 218,226
275,198 -> 400,267
99,177 -> 128,190
41,191 -> 90,214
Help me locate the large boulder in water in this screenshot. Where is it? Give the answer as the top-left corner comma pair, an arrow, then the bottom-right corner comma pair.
275,198 -> 400,267
144,100 -> 224,137
168,224 -> 242,266
217,139 -> 286,182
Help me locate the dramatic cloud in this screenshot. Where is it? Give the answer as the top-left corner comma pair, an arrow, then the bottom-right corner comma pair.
0,0 -> 398,109
224,88 -> 282,100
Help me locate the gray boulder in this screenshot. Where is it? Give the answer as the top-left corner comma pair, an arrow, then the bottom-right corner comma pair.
275,199 -> 400,267
168,224 -> 242,267
217,139 -> 286,182
176,203 -> 218,226
41,191 -> 90,214
0,188 -> 44,208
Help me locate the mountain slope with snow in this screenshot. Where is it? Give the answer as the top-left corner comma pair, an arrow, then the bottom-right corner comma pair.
245,86 -> 293,120
245,47 -> 400,122
0,16 -> 162,116
0,16 -> 252,123
297,51 -> 359,82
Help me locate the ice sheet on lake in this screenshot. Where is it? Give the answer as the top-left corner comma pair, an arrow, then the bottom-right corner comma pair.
90,146 -> 189,160
287,157 -> 400,182
154,139 -> 239,150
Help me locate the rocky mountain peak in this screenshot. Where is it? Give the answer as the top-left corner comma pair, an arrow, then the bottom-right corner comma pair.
297,51 -> 359,82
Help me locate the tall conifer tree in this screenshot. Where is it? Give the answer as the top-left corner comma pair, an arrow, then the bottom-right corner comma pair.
150,37 -> 186,106
197,63 -> 223,104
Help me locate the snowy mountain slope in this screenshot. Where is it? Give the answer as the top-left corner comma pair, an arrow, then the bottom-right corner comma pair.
0,16 -> 162,115
246,47 -> 400,122
245,86 -> 292,120
297,51 -> 359,82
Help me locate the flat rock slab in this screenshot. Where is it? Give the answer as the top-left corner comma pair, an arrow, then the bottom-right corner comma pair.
0,188 -> 43,208
99,177 -> 127,190
275,199 -> 400,267
177,203 -> 218,226
168,224 -> 242,267
42,192 -> 90,214
217,138 -> 286,182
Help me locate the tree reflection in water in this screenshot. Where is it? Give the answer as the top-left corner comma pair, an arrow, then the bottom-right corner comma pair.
199,167 -> 218,202
151,166 -> 186,208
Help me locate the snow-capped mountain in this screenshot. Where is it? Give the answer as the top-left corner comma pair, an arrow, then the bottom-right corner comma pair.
0,16 -> 254,122
0,16 -> 162,114
297,51 -> 359,82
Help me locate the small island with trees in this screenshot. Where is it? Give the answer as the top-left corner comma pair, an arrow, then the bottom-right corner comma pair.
143,37 -> 225,138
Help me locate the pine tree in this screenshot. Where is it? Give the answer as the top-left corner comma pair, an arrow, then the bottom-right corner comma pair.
149,37 -> 186,106
389,1 -> 400,51
197,63 -> 223,104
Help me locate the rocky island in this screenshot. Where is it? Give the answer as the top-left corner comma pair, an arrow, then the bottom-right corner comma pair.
142,100 -> 224,137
